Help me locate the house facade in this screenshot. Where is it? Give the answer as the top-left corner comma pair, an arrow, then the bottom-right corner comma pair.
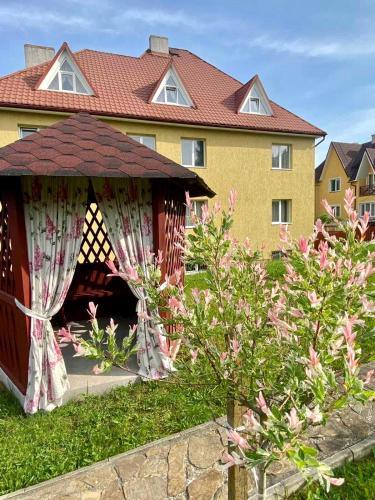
315,138 -> 375,221
0,36 -> 325,256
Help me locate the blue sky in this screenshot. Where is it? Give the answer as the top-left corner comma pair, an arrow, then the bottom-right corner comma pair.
0,0 -> 374,165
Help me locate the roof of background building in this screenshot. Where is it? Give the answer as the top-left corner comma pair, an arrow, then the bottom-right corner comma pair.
0,112 -> 214,197
0,43 -> 325,137
315,140 -> 375,181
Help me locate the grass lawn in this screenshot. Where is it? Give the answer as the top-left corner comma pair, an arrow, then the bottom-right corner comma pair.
0,377 -> 225,495
293,451 -> 375,499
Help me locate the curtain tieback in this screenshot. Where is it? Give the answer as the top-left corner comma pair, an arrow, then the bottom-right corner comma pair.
14,299 -> 52,322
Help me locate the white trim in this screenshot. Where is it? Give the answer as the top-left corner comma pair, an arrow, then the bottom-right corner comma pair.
239,79 -> 273,116
272,199 -> 292,224
0,106 -> 324,138
19,126 -> 40,139
354,151 -> 374,181
127,134 -> 156,150
359,202 -> 375,218
271,144 -> 292,170
330,204 -> 341,217
328,177 -> 341,193
38,49 -> 93,96
181,138 -> 205,168
185,199 -> 206,228
152,67 -> 193,108
0,365 -> 25,408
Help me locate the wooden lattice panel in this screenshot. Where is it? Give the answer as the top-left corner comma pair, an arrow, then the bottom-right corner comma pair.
78,202 -> 115,264
164,192 -> 186,277
0,200 -> 15,295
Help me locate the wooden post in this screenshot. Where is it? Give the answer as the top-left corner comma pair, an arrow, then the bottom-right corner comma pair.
2,178 -> 31,393
152,180 -> 167,280
228,397 -> 249,500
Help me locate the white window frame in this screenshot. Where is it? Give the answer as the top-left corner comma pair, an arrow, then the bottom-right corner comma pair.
19,126 -> 40,139
359,202 -> 375,218
330,204 -> 341,217
181,139 -> 205,168
272,144 -> 292,170
127,134 -> 156,150
272,199 -> 292,225
38,50 -> 93,96
367,173 -> 375,186
329,177 -> 341,192
152,68 -> 193,108
185,200 -> 206,228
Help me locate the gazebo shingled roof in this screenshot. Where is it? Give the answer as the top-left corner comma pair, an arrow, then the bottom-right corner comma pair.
0,112 -> 214,197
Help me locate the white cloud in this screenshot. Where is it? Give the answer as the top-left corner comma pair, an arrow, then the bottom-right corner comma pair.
315,107 -> 375,165
0,5 -> 92,30
246,34 -> 375,58
116,8 -> 206,31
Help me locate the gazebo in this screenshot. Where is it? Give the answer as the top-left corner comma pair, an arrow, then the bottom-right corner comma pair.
0,112 -> 213,413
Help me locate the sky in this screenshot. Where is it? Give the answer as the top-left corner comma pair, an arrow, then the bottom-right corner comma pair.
0,0 -> 374,165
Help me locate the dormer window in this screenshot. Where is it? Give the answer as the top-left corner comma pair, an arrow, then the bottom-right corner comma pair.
238,77 -> 272,116
47,59 -> 89,94
152,67 -> 193,107
38,44 -> 94,96
250,98 -> 260,113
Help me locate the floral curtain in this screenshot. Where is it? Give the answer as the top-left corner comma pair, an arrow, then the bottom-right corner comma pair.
92,178 -> 172,379
18,177 -> 88,413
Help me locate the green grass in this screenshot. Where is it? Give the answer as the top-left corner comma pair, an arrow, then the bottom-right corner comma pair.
293,451 -> 375,499
0,377 -> 225,495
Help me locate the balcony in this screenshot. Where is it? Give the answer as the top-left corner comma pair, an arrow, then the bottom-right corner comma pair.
359,184 -> 375,196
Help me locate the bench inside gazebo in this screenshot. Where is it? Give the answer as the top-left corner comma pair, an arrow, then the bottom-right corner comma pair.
0,112 -> 213,413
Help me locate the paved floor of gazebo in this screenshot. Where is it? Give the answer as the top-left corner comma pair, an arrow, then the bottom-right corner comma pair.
59,316 -> 139,403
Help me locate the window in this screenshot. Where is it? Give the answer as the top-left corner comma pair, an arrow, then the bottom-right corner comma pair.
271,251 -> 285,260
368,173 -> 375,186
239,79 -> 272,115
47,58 -> 90,94
359,202 -> 375,218
250,98 -> 260,113
272,200 -> 292,224
128,135 -> 156,150
272,145 -> 291,170
153,69 -> 192,107
330,205 -> 341,217
186,200 -> 205,228
20,127 -> 39,138
329,178 -> 341,192
181,139 -> 205,167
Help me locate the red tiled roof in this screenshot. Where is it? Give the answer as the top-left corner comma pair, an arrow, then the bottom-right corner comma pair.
0,112 -> 214,197
0,43 -> 325,137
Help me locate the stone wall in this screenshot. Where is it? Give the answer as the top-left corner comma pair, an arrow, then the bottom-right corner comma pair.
4,419 -> 237,500
3,362 -> 375,500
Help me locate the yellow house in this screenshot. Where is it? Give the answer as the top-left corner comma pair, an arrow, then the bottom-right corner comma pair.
315,138 -> 375,220
0,37 -> 325,256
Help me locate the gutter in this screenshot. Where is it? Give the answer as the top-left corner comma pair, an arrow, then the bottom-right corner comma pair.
0,105 -> 326,139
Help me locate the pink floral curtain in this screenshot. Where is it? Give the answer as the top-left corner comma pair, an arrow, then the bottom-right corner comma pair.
18,177 -> 88,413
92,178 -> 172,380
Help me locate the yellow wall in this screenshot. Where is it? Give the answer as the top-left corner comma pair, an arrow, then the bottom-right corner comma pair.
0,109 -> 316,256
315,146 -> 375,219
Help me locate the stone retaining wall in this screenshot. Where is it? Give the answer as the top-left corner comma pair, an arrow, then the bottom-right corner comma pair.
4,419 -> 236,500
3,362 -> 375,500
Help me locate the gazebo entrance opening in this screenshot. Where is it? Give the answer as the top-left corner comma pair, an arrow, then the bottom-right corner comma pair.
54,183 -> 139,401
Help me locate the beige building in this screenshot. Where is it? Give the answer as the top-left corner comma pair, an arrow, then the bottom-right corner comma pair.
0,36 -> 325,256
315,137 -> 375,220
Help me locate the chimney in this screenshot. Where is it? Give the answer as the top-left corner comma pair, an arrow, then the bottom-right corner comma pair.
24,44 -> 55,68
372,134 -> 375,144
149,35 -> 169,54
